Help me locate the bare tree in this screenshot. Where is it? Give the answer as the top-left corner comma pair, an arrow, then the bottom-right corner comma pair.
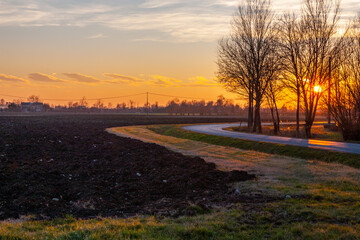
329,20 -> 360,140
280,0 -> 345,138
94,99 -> 104,109
167,99 -> 180,115
79,96 -> 88,107
265,80 -> 284,134
217,0 -> 280,132
28,95 -> 40,103
301,0 -> 342,138
279,14 -> 308,137
128,100 -> 135,110
72,102 -> 79,108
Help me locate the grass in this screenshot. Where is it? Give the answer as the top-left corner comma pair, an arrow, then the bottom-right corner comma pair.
148,124 -> 360,169
1,206 -> 360,240
226,124 -> 344,142
2,196 -> 360,240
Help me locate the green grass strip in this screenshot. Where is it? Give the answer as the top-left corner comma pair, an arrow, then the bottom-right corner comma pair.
149,125 -> 360,169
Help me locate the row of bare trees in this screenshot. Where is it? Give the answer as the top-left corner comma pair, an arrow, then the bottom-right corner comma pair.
65,95 -> 245,115
3,94 -> 251,116
166,96 -> 242,115
329,26 -> 360,141
217,0 -> 360,140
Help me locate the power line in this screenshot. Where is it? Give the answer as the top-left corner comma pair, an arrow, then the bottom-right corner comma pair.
148,92 -> 212,100
77,93 -> 147,101
0,92 -> 218,102
0,93 -> 147,102
0,94 -> 26,99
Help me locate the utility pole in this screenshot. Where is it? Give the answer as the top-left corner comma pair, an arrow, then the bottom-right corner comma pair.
328,59 -> 331,125
146,92 -> 149,116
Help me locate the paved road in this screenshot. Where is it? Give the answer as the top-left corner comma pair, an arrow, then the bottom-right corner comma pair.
183,123 -> 360,155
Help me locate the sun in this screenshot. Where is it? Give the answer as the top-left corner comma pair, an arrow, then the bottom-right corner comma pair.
314,85 -> 322,93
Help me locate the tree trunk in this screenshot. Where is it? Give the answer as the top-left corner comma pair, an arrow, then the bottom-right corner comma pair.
270,107 -> 278,135
248,92 -> 254,130
272,91 -> 280,134
296,88 -> 300,137
253,100 -> 262,133
275,101 -> 280,134
252,107 -> 257,132
304,116 -> 313,138
304,124 -> 312,138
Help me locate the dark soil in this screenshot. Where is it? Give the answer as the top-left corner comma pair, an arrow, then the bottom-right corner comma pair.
0,114 -> 263,220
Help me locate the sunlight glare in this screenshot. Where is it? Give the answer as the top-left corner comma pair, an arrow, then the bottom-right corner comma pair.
314,85 -> 322,93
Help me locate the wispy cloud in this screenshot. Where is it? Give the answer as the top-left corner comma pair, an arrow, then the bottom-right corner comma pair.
0,73 -> 26,83
104,73 -> 144,82
95,12 -> 231,42
63,73 -> 100,83
148,75 -> 182,87
0,2 -> 115,27
0,1 -> 232,42
104,73 -> 219,87
140,0 -> 180,8
28,73 -> 65,83
0,0 -> 357,42
88,33 -> 107,39
104,73 -> 145,86
0,71 -> 219,90
213,0 -> 239,7
185,76 -> 219,87
147,75 -> 218,87
132,37 -> 167,42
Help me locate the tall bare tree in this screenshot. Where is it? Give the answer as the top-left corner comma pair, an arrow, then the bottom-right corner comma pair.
279,14 -> 308,137
329,20 -> 360,140
300,0 -> 342,138
217,0 -> 280,132
94,99 -> 104,109
27,95 -> 40,103
265,80 -> 284,134
79,96 -> 88,107
280,0 -> 345,138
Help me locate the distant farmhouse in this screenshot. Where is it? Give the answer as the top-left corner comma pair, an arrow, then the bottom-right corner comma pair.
21,102 -> 44,112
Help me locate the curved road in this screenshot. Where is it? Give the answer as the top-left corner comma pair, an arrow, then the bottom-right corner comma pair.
183,123 -> 360,155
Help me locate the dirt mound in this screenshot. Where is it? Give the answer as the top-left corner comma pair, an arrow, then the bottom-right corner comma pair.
0,115 -> 260,220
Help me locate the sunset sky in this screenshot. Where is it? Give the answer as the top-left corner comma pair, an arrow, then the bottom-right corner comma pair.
0,0 -> 359,106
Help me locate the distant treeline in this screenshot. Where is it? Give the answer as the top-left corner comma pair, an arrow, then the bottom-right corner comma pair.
0,95 -> 308,117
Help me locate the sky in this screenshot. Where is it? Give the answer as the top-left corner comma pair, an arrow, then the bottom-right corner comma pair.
0,0 -> 359,106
